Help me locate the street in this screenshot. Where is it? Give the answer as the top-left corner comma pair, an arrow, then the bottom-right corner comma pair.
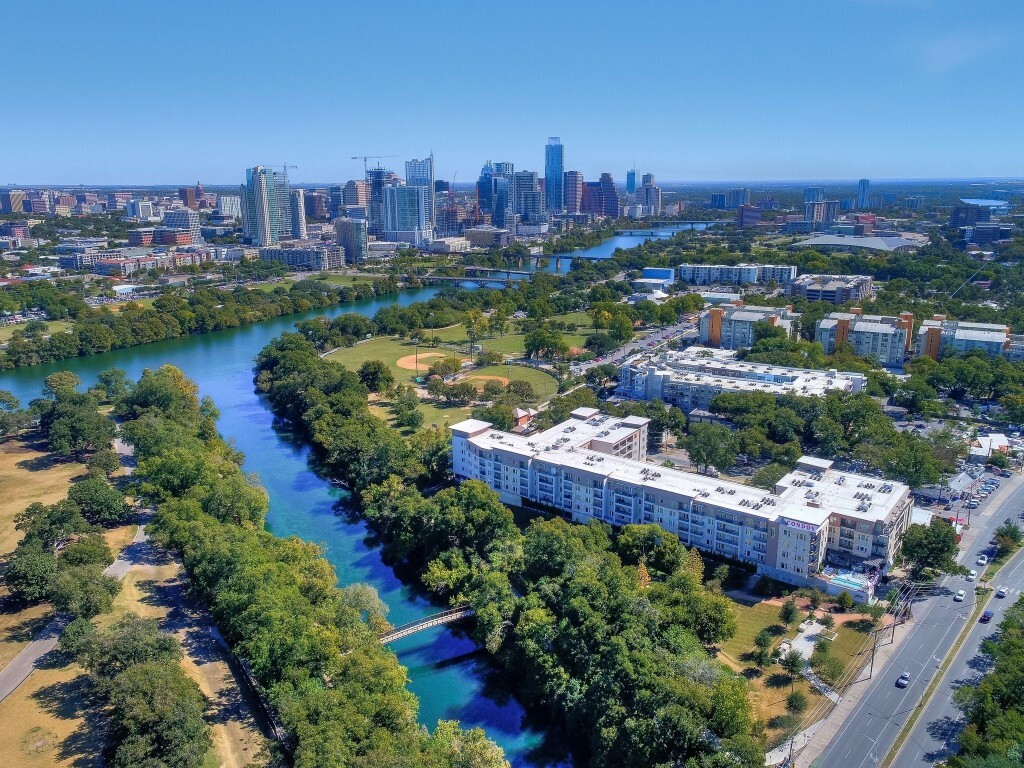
815,469 -> 1024,768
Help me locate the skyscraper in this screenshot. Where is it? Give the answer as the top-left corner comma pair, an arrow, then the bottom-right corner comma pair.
563,171 -> 583,214
599,173 -> 620,218
366,166 -> 393,236
328,185 -> 345,219
164,208 -> 201,243
626,169 -> 637,196
241,165 -> 290,247
635,174 -> 662,214
804,187 -> 824,204
477,161 -> 495,214
334,218 -> 368,265
343,180 -> 369,209
383,185 -> 429,244
178,186 -> 198,210
514,171 -> 543,223
405,155 -> 435,231
544,137 -> 564,214
492,162 -> 515,228
0,189 -> 26,214
289,189 -> 307,239
217,194 -> 242,220
857,179 -> 870,209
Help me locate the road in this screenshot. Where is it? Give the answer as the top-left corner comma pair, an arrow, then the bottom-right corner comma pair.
816,469 -> 1024,768
571,315 -> 699,375
891,545 -> 1024,767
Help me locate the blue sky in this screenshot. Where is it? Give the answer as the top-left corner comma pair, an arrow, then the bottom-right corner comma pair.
4,0 -> 1022,184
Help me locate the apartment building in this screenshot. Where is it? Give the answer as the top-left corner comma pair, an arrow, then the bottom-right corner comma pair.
917,315 -> 1024,361
698,303 -> 800,349
815,309 -> 914,366
451,411 -> 912,598
617,347 -> 866,411
787,273 -> 873,305
677,263 -> 797,286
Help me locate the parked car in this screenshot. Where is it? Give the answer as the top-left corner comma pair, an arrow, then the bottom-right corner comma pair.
998,586 -> 1009,598
981,610 -> 995,623
978,555 -> 989,566
954,589 -> 967,601
895,672 -> 911,688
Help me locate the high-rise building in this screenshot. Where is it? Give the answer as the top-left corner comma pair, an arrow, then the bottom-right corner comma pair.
303,191 -> 328,220
726,188 -> 750,207
383,185 -> 430,245
635,174 -> 662,214
626,169 -> 637,196
126,199 -> 155,220
405,155 -> 435,230
289,189 -> 307,240
710,192 -> 728,209
164,208 -> 202,244
335,218 -> 368,264
599,173 -> 620,218
544,137 -> 564,213
477,161 -> 495,214
563,171 -> 583,214
342,180 -> 369,209
490,162 -> 515,228
514,171 -> 543,223
365,166 -> 393,236
328,185 -> 345,219
582,181 -> 603,215
857,179 -> 870,209
178,186 -> 198,210
241,165 -> 291,247
804,200 -> 840,227
0,189 -> 27,214
217,194 -> 242,220
804,187 -> 824,204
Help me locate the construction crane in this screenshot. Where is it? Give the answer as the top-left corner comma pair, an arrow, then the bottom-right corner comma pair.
351,154 -> 398,174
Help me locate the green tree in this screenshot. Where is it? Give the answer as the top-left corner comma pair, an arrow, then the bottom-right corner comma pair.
3,541 -> 57,601
781,649 -> 805,680
779,598 -> 800,626
358,359 -> 396,393
900,520 -> 963,578
786,690 -> 808,715
68,475 -> 130,525
750,463 -> 789,490
684,423 -> 738,473
50,565 -> 120,618
86,448 -> 123,477
42,370 -> 82,399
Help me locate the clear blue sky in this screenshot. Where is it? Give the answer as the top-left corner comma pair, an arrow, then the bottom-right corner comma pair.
4,0 -> 1022,185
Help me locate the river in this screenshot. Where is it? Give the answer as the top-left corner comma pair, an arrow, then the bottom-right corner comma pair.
0,225 -> 701,765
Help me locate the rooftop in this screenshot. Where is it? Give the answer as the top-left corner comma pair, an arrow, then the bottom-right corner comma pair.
791,235 -> 918,253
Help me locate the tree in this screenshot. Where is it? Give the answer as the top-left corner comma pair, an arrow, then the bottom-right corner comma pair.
750,463 -> 789,490
68,475 -> 130,525
834,590 -> 856,611
4,541 -> 57,602
482,380 -> 505,401
0,390 -> 28,437
993,521 -> 1023,558
780,649 -> 805,680
42,371 -> 82,399
358,360 -> 395,393
900,520 -> 963,578
505,379 -> 535,404
786,690 -> 808,715
50,565 -> 120,618
608,313 -> 634,344
86,448 -> 122,477
684,423 -> 738,473
779,598 -> 800,626
820,613 -> 836,631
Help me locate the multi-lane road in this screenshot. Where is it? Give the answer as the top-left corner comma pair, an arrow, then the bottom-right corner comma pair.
816,470 -> 1024,768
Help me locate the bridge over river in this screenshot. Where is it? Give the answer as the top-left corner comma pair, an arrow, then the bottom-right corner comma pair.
378,606 -> 476,644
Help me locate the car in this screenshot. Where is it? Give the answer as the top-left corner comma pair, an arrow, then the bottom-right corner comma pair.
978,492 -> 990,499
954,589 -> 967,601
998,586 -> 1009,598
944,504 -> 953,511
965,501 -> 980,510
978,554 -> 989,566
895,672 -> 911,688
967,570 -> 978,582
1002,470 -> 1013,477
981,610 -> 995,623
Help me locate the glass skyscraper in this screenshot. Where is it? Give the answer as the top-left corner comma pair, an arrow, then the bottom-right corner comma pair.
405,155 -> 435,231
241,165 -> 291,247
545,137 -> 564,213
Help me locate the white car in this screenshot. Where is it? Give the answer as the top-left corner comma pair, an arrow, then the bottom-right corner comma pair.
977,555 -> 989,566
967,569 -> 978,582
998,586 -> 1009,598
954,589 -> 967,602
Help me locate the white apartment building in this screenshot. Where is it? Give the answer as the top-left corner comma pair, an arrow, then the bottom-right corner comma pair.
677,263 -> 798,286
698,303 -> 800,349
815,309 -> 914,366
451,410 -> 912,599
617,347 -> 866,410
918,315 -> 1024,362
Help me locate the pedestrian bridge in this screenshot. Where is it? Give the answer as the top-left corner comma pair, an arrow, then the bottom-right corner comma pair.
378,605 -> 476,644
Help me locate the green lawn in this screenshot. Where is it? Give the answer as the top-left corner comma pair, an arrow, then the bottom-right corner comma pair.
425,311 -> 596,357
0,320 -> 74,343
319,274 -> 381,285
325,337 -> 455,383
718,601 -> 786,668
467,365 -> 559,401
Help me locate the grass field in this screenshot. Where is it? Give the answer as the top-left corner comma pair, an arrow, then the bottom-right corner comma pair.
0,320 -> 74,343
326,337 -> 449,383
319,274 -> 381,285
426,311 -> 596,357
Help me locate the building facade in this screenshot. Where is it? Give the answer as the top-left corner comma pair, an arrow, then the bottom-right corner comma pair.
815,310 -> 913,365
451,411 -> 911,596
544,137 -> 564,213
677,263 -> 797,286
241,165 -> 290,247
405,156 -> 435,230
917,315 -> 1024,361
259,242 -> 342,271
698,304 -> 800,349
289,189 -> 307,240
334,218 -> 367,265
787,273 -> 873,305
563,171 -> 583,214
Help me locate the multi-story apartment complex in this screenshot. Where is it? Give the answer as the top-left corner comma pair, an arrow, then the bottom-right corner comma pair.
383,185 -> 430,246
698,303 -> 800,349
617,347 -> 866,411
917,315 -> 1024,361
787,273 -> 872,305
563,171 -> 583,214
804,200 -> 840,228
258,241 -> 343,271
677,263 -> 797,286
405,156 -> 435,230
0,189 -> 27,214
289,190 -> 307,240
241,165 -> 293,247
815,309 -> 914,365
451,410 -> 912,598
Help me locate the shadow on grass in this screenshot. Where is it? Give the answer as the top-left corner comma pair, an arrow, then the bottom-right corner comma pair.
32,671 -> 106,767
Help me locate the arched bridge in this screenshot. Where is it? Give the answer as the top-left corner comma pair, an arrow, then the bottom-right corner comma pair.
378,605 -> 476,644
